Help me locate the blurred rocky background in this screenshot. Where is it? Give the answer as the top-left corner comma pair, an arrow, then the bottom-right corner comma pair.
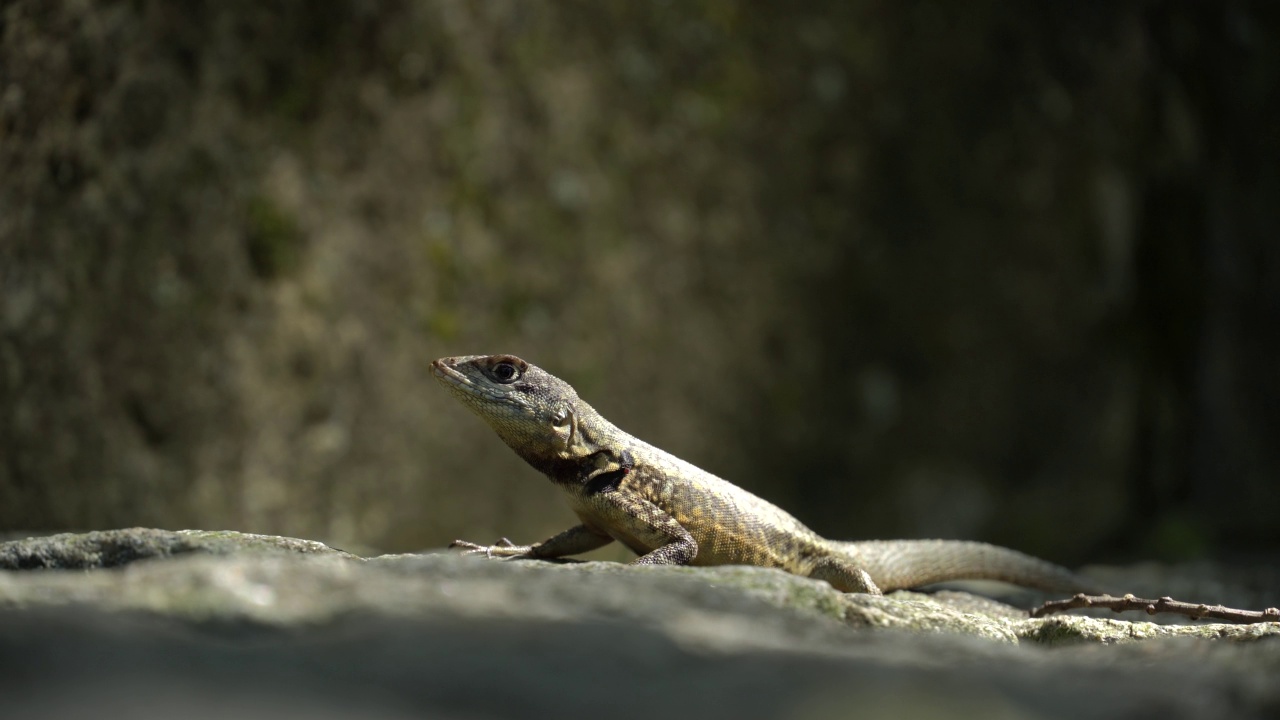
2,0 -> 1277,565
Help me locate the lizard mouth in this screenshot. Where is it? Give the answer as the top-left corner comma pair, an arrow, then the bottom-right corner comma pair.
430,358 -> 472,388
431,356 -> 520,405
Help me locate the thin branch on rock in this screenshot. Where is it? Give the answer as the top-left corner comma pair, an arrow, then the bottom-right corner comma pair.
1031,593 -> 1280,624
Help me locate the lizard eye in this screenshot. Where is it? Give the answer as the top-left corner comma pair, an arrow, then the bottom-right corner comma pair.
551,408 -> 571,427
491,362 -> 520,383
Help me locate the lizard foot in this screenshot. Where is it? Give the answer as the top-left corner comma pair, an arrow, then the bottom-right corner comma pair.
810,557 -> 884,595
449,537 -> 535,560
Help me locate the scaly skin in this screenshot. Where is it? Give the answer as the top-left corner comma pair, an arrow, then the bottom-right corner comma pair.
432,354 -> 1092,595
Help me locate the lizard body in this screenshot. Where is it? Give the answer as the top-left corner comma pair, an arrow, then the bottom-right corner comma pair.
432,354 -> 1091,595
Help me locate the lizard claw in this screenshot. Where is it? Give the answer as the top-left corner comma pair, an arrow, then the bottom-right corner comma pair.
449,538 -> 534,560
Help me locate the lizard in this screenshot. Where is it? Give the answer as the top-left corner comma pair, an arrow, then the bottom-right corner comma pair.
432,353 -> 1094,596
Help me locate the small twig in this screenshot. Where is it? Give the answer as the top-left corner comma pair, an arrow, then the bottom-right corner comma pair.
1031,593 -> 1280,624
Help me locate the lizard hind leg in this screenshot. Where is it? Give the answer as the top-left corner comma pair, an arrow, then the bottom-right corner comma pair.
809,557 -> 884,595
631,537 -> 698,565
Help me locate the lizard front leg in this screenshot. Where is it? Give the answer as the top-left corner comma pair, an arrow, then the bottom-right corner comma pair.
451,450 -> 639,561
586,490 -> 699,566
450,523 -> 613,560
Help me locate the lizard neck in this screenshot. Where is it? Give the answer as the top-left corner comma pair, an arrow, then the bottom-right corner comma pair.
505,403 -> 631,483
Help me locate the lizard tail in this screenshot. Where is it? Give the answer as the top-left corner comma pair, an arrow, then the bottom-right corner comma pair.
831,539 -> 1096,593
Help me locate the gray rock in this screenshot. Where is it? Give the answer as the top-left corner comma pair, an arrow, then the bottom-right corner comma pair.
0,528 -> 357,569
1,528 -> 1278,719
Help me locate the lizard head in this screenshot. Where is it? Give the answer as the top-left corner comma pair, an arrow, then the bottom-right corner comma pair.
431,354 -> 607,472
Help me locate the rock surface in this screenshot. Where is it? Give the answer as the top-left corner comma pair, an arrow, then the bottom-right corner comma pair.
2,529 -> 1278,719
0,528 -> 357,569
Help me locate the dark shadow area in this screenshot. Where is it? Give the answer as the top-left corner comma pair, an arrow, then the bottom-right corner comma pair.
1,1 -> 1277,565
